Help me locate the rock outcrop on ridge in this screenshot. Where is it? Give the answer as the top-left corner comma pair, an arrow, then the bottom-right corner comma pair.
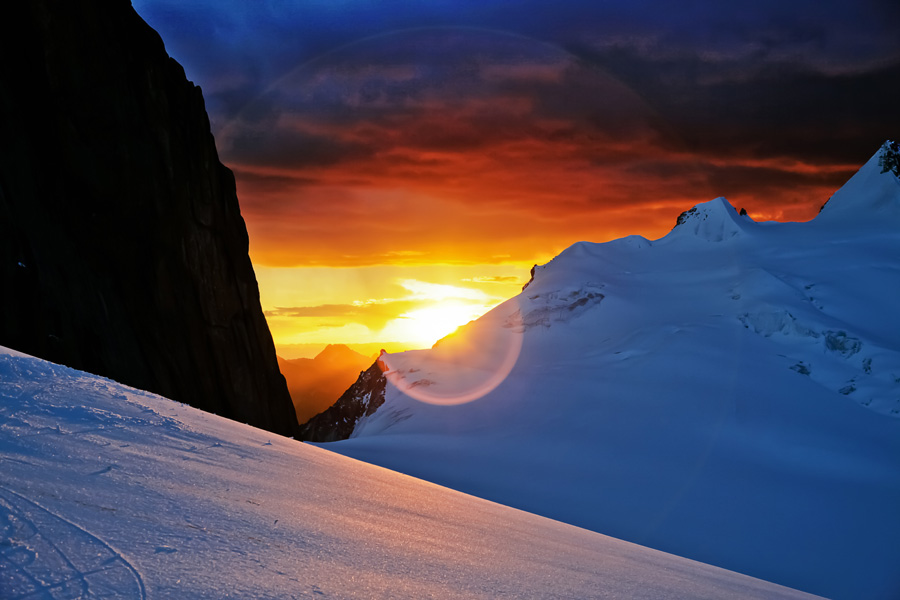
0,1 -> 298,436
300,360 -> 388,442
278,344 -> 373,425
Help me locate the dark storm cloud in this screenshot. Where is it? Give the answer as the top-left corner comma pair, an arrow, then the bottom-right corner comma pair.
136,1 -> 900,155
563,37 -> 900,167
214,28 -> 669,185
224,126 -> 376,169
229,170 -> 319,193
132,1 -> 900,266
703,163 -> 853,196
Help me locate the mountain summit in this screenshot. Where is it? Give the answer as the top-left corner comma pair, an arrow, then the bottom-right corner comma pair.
671,196 -> 749,241
308,144 -> 900,599
817,140 -> 900,226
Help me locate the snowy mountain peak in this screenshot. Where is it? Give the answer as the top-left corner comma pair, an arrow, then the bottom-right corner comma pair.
560,236 -> 653,259
667,196 -> 748,242
525,235 -> 652,291
307,145 -> 900,599
817,141 -> 900,226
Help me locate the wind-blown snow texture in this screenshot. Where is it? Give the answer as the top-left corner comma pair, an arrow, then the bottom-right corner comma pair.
0,348 -> 820,599
324,145 -> 900,600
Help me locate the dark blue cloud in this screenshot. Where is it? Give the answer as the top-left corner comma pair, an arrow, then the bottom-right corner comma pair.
131,0 -> 900,233
134,1 -> 900,82
133,1 -> 899,120
211,28 -> 663,177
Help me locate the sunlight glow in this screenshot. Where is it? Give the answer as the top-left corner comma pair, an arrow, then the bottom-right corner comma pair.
379,297 -> 525,405
254,265 -> 528,353
385,300 -> 492,348
398,279 -> 491,301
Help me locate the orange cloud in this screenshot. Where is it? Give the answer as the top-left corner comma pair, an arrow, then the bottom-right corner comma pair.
218,29 -> 862,269
234,143 -> 845,268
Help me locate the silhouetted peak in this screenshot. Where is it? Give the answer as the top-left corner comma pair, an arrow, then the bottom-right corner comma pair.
315,344 -> 368,365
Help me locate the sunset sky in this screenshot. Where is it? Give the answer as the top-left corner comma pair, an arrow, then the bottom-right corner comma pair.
134,0 -> 900,357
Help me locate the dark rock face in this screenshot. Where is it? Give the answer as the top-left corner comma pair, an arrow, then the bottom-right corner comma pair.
675,206 -> 698,226
299,361 -> 387,442
879,140 -> 900,177
0,1 -> 298,436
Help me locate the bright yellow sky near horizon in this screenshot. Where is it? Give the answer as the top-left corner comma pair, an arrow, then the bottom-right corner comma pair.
255,261 -> 547,359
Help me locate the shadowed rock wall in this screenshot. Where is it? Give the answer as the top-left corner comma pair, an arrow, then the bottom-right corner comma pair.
0,0 -> 299,436
299,360 -> 388,442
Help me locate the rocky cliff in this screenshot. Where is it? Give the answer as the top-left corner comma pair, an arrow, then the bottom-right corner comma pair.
0,0 -> 299,436
299,360 -> 387,442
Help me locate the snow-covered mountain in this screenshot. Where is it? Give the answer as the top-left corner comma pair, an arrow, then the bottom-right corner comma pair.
314,143 -> 900,600
0,347 -> 821,599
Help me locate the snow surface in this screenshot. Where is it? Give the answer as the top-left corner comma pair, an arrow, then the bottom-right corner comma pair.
0,347 -> 821,599
324,146 -> 900,600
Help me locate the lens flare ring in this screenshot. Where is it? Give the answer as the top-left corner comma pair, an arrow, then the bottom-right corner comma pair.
377,299 -> 524,405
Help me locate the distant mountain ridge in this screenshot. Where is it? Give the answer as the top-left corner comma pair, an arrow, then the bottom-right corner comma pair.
0,0 -> 298,435
278,344 -> 373,424
307,143 -> 900,599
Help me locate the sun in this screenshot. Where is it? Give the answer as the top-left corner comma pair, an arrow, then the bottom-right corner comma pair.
386,300 -> 491,348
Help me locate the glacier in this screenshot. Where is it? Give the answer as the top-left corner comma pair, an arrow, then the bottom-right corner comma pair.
0,346 -> 820,598
319,144 -> 900,599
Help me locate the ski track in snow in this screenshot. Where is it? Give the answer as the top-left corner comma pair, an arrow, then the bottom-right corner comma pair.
0,486 -> 146,600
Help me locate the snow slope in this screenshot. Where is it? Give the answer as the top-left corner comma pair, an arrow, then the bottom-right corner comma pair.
0,347 -> 820,599
323,145 -> 900,600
